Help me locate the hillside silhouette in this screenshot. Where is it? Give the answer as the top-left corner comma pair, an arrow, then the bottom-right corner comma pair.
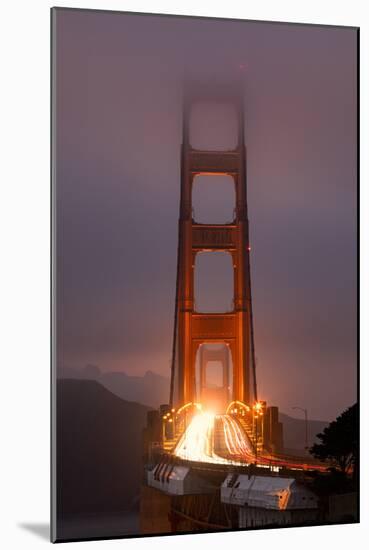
56,379 -> 149,539
59,365 -> 169,408
279,412 -> 328,452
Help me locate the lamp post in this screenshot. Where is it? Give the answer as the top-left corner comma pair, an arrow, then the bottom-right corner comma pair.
292,406 -> 308,450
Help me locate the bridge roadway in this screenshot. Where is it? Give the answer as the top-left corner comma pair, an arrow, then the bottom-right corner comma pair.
173,412 -> 327,472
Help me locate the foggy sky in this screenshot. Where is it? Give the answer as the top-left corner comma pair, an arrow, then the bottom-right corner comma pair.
55,9 -> 357,420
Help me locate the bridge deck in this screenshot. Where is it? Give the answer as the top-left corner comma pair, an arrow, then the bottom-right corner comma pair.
172,413 -> 326,472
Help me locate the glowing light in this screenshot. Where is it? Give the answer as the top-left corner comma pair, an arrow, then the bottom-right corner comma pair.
176,402 -> 193,415
226,400 -> 250,415
221,415 -> 254,458
176,401 -> 202,416
172,409 -> 328,473
173,412 -> 254,466
174,412 -> 226,464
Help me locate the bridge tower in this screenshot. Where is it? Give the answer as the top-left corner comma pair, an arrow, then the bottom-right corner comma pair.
170,80 -> 257,409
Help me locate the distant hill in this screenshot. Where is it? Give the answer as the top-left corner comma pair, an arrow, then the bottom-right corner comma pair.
57,379 -> 150,521
58,366 -> 329,452
58,365 -> 170,409
279,413 -> 328,453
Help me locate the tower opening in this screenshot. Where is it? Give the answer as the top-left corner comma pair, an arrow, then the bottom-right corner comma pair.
195,343 -> 233,413
205,361 -> 223,388
192,174 -> 235,225
194,251 -> 234,314
189,101 -> 238,151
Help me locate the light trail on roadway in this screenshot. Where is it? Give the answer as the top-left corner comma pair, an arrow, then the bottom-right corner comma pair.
173,412 -> 250,465
173,412 -> 328,472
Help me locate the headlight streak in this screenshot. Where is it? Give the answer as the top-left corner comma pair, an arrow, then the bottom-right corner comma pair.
224,415 -> 254,457
220,415 -> 254,462
172,410 -> 328,472
173,412 -> 254,466
174,412 -> 233,465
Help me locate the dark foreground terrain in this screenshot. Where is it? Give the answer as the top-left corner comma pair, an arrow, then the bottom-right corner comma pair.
56,379 -> 149,540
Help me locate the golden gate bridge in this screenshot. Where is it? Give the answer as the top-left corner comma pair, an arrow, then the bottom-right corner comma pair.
141,79 -> 326,534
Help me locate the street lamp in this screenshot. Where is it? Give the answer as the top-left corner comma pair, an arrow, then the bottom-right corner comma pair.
292,406 -> 308,450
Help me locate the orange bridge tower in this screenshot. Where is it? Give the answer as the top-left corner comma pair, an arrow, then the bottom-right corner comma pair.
170,81 -> 257,411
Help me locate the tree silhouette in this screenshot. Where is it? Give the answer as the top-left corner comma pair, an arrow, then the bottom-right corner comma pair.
310,403 -> 358,476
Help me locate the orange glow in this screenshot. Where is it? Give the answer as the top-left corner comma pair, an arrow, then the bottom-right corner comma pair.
173,412 -> 253,465
172,408 -> 327,472
176,402 -> 194,415
226,400 -> 250,415
167,399 -> 327,472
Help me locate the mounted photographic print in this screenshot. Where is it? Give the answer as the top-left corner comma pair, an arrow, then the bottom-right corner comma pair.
51,7 -> 359,543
